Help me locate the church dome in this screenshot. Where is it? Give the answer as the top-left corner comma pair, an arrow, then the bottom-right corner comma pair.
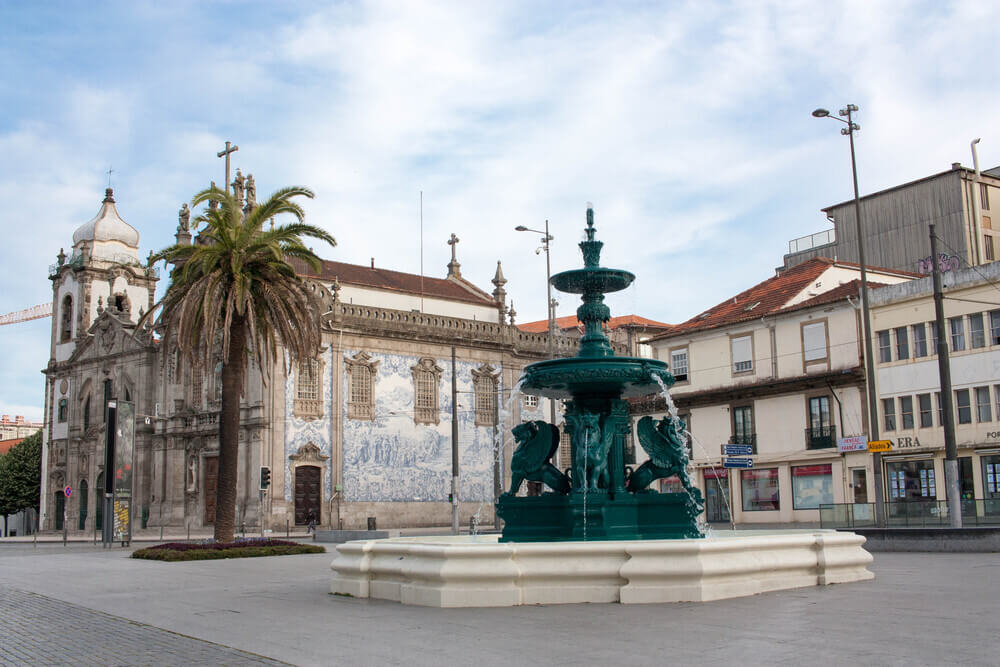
72,188 -> 140,248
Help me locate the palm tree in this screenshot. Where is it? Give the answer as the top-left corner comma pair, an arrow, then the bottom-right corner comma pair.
144,185 -> 335,542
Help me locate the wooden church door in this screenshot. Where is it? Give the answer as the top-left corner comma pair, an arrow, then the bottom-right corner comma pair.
294,466 -> 321,525
203,456 -> 218,524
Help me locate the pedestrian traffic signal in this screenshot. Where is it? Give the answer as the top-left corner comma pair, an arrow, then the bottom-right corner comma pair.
260,466 -> 271,490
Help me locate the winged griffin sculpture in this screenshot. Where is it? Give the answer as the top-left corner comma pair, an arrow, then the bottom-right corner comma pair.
628,416 -> 703,510
505,420 -> 571,496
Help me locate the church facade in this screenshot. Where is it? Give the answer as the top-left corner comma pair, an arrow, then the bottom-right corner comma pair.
39,186 -> 569,533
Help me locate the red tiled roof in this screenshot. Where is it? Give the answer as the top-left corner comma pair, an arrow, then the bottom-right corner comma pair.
517,314 -> 674,334
290,258 -> 496,307
646,257 -> 906,341
0,438 -> 23,455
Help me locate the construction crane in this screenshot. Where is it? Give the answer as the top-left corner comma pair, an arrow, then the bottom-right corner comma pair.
0,303 -> 52,326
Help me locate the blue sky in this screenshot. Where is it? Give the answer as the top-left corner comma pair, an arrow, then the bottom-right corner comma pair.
2,0 -> 998,420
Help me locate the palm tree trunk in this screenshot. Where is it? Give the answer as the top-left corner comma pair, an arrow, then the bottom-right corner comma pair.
214,315 -> 246,543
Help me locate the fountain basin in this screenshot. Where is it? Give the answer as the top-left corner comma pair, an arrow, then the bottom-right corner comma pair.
330,530 -> 874,607
550,267 -> 635,294
520,356 -> 673,399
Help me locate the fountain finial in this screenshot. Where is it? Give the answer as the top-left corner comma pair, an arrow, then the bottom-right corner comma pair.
585,203 -> 596,241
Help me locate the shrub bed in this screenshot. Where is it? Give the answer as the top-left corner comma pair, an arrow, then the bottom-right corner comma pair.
132,538 -> 325,562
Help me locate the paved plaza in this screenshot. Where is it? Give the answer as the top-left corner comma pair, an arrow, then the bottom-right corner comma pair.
0,540 -> 998,666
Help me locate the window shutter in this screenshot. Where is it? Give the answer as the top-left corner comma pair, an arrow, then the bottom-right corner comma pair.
803,322 -> 826,361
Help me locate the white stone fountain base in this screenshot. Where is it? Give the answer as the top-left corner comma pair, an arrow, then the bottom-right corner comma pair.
329,530 -> 874,607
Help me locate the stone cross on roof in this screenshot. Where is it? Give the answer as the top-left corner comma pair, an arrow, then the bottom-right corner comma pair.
447,233 -> 462,279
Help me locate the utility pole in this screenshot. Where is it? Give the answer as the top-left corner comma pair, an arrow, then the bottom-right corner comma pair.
451,346 -> 459,534
930,224 -> 962,527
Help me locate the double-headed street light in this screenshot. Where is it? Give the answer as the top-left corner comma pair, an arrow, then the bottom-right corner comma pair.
813,104 -> 886,527
514,221 -> 556,358
515,221 -> 560,468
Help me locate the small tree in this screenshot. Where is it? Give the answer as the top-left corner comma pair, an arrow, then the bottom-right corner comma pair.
0,431 -> 42,521
144,185 -> 335,542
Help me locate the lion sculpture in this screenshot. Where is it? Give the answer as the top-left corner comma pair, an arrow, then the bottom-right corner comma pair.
505,420 -> 570,496
628,415 -> 704,510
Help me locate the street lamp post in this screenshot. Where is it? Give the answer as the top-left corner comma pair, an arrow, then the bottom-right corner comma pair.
813,104 -> 886,527
515,221 -> 559,460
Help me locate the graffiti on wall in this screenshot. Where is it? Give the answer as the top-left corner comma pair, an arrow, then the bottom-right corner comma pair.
917,253 -> 960,274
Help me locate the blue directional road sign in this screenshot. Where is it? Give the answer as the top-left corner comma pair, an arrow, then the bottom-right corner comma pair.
723,457 -> 754,469
722,444 -> 754,457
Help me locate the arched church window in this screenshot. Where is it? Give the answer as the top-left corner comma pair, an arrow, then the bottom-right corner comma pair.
411,358 -> 442,425
472,364 -> 500,427
191,364 -> 202,410
83,396 -> 91,430
60,295 -> 73,343
345,352 -> 378,421
213,361 -> 223,403
58,398 -> 68,423
293,358 -> 323,420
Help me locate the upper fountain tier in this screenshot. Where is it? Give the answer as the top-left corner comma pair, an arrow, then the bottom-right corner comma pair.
519,206 -> 674,400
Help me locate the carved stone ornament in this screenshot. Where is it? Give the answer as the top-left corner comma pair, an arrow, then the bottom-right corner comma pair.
100,323 -> 116,352
289,442 -> 330,464
59,378 -> 69,395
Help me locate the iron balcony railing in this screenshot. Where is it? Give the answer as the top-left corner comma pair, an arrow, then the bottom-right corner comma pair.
805,424 -> 837,449
728,432 -> 757,454
820,499 -> 1000,529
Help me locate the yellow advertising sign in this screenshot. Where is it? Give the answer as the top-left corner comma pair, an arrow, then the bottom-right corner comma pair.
868,440 -> 893,453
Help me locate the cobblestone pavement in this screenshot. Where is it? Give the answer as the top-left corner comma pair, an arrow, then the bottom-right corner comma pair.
0,586 -> 289,667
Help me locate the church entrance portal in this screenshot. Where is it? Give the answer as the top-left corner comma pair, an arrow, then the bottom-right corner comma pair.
295,465 -> 321,525
203,456 -> 218,525
54,492 -> 65,530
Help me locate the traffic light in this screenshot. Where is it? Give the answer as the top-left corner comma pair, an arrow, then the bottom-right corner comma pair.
260,466 -> 271,490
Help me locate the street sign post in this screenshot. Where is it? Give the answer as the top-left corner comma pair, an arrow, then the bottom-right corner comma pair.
722,444 -> 754,457
868,440 -> 893,453
723,457 -> 754,469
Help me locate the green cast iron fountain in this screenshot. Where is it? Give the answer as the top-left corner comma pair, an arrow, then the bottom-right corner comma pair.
496,206 -> 704,541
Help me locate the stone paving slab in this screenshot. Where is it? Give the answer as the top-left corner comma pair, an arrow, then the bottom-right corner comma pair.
0,586 -> 289,667
0,543 -> 998,666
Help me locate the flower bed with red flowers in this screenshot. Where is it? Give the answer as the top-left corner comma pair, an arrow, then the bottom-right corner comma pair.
131,538 -> 325,561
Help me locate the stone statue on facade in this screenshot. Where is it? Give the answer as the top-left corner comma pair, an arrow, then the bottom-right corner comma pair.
232,168 -> 245,206
178,203 -> 190,231
186,455 -> 198,492
245,173 -> 256,208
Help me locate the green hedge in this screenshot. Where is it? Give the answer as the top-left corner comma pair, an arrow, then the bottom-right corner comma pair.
132,539 -> 325,562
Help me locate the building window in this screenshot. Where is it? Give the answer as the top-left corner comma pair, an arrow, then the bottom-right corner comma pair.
294,358 -> 324,420
983,455 -> 1000,496
900,395 -> 914,430
969,313 -> 986,349
732,405 -> 755,451
411,358 -> 443,425
522,394 -> 539,410
731,334 -> 753,374
473,365 -> 499,427
986,235 -> 996,262
975,386 -> 992,423
345,352 -> 378,421
935,392 -> 943,426
882,398 -> 896,431
912,323 -> 928,358
802,321 -> 828,365
877,330 -> 891,363
991,310 -> 1000,345
917,393 -> 933,428
955,389 -> 972,424
807,396 -> 834,448
741,468 -> 779,511
60,295 -> 73,343
981,182 -> 990,210
996,385 -> 1000,425
888,460 -> 936,501
894,327 -> 909,360
58,398 -> 68,423
949,317 -> 966,351
670,348 -> 688,382
791,464 -> 833,510
929,321 -> 939,355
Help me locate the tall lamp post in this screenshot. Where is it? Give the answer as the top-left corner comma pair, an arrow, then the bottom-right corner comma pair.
515,221 -> 559,452
813,104 -> 886,527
